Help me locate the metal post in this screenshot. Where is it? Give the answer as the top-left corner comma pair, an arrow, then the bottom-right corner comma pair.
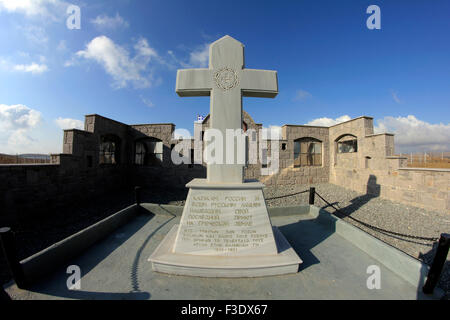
135,186 -> 142,206
309,187 -> 315,205
423,233 -> 450,294
0,227 -> 27,289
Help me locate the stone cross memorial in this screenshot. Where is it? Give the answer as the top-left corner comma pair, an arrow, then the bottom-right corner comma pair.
176,35 -> 278,183
149,35 -> 302,277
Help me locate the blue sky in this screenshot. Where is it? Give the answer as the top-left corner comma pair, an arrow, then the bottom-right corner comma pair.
0,0 -> 449,154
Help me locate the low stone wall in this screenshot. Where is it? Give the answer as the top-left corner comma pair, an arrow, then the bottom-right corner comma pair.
330,165 -> 450,213
131,165 -> 206,189
0,159 -> 130,227
259,166 -> 329,186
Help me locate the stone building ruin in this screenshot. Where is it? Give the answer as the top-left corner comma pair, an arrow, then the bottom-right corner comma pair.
1,111 -> 448,226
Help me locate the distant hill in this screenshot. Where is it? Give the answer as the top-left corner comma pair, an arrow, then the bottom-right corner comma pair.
0,153 -> 50,164
19,154 -> 51,160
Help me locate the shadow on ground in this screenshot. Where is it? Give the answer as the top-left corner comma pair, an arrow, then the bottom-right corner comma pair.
327,175 -> 380,219
279,217 -> 335,272
140,187 -> 188,204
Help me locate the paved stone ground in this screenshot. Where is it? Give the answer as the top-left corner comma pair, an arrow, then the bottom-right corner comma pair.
0,189 -> 137,287
141,183 -> 450,296
1,183 -> 449,298
5,213 -> 436,300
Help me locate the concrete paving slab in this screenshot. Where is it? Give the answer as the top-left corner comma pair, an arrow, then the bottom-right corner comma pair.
4,207 -> 440,300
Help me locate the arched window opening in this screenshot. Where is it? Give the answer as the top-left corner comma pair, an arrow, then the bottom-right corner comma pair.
243,121 -> 248,132
135,138 -> 163,166
135,141 -> 147,165
337,135 -> 358,153
294,137 -> 322,167
148,139 -> 163,165
99,135 -> 121,164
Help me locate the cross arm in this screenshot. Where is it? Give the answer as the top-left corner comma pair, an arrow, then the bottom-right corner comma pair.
241,69 -> 278,98
176,69 -> 213,97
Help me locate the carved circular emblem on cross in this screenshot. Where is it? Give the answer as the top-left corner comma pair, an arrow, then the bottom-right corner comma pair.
214,67 -> 239,91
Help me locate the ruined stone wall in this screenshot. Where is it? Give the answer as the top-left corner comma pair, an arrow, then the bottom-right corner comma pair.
328,117 -> 449,213
259,125 -> 330,186
0,115 -> 134,227
83,114 -> 131,165
200,112 -> 330,186
331,164 -> 450,212
386,168 -> 449,212
129,123 -> 206,188
0,158 -> 130,227
2,111 -> 448,227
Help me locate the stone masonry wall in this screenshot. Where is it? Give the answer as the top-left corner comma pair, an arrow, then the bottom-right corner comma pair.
331,165 -> 450,212
328,117 -> 449,213
0,115 -> 135,227
0,159 -> 129,227
2,111 -> 448,228
129,122 -> 206,188
259,125 -> 330,186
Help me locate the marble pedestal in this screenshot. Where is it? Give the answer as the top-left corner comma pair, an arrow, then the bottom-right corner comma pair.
149,179 -> 302,277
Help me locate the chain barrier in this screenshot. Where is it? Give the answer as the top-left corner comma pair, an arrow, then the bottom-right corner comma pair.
246,187 -> 438,242
314,191 -> 439,242
265,190 -> 309,201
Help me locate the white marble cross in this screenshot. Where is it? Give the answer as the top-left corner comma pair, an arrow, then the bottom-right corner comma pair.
176,35 -> 278,184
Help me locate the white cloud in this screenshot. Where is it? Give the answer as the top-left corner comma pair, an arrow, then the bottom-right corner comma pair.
0,104 -> 43,153
0,54 -> 49,74
134,38 -> 158,63
63,56 -> 77,67
166,42 -> 212,69
0,104 -> 42,131
306,115 -> 351,127
391,90 -> 402,104
0,0 -> 53,16
55,117 -> 84,130
294,89 -> 312,101
0,0 -> 67,21
0,104 -> 79,154
6,129 -> 35,148
91,13 -> 129,29
20,25 -> 49,46
140,96 -> 154,108
13,62 -> 48,74
188,43 -> 210,68
76,36 -> 159,89
375,115 -> 450,152
57,40 -> 67,51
